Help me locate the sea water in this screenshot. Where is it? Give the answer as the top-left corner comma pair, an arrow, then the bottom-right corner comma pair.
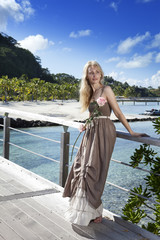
0,101 -> 159,217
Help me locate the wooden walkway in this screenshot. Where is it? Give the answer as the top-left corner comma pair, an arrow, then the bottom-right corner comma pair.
0,157 -> 159,240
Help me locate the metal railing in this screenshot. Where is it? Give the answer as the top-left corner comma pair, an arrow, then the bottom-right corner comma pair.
0,107 -> 160,205
0,112 -> 69,187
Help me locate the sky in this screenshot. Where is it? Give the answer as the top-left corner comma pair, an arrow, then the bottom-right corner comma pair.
0,0 -> 160,88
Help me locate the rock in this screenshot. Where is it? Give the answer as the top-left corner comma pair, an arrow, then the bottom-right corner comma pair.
0,117 -> 59,128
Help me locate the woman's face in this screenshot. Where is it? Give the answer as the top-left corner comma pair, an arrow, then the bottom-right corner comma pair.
87,65 -> 102,85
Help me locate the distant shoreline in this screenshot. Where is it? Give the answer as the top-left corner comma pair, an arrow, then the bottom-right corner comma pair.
0,100 -> 158,128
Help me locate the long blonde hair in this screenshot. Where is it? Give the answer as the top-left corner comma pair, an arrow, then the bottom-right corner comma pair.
79,60 -> 104,112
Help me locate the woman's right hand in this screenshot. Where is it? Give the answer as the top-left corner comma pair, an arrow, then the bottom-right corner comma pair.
130,131 -> 150,137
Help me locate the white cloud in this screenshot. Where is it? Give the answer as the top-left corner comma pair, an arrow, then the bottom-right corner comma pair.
21,0 -> 34,16
0,0 -> 34,31
108,71 -> 125,81
155,53 -> 160,63
105,57 -> 120,63
108,71 -> 143,86
150,33 -> 160,49
145,71 -> 160,88
116,52 -> 153,69
109,69 -> 160,88
109,2 -> 118,12
69,29 -> 92,38
150,71 -> 160,88
117,32 -> 150,54
18,34 -> 54,54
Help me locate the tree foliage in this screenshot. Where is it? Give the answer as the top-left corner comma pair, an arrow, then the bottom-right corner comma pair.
0,76 -> 80,102
0,32 -> 159,97
122,120 -> 160,235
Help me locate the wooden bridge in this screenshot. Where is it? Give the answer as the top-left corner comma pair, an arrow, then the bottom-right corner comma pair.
0,157 -> 159,240
0,107 -> 160,240
116,97 -> 160,105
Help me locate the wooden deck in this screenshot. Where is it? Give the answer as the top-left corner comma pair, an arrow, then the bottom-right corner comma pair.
0,157 -> 159,240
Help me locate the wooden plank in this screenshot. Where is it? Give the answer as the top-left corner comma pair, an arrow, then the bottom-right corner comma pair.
0,157 -> 63,192
21,195 -> 141,240
103,209 -> 160,240
18,196 -> 99,240
101,218 -> 142,240
0,183 -> 13,196
0,205 -> 41,240
0,235 -> 5,240
1,201 -> 58,240
0,168 -> 16,182
0,188 -> 58,202
9,199 -> 91,240
31,193 -> 155,240
0,178 -> 7,185
0,219 -> 23,240
0,157 -> 158,240
30,191 -> 69,214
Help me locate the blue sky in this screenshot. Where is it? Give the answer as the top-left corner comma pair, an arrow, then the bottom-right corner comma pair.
0,0 -> 160,88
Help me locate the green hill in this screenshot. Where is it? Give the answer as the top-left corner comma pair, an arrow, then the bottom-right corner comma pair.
0,32 -> 52,82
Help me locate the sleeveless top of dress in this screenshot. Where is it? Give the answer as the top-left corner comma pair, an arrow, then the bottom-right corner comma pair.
89,86 -> 112,117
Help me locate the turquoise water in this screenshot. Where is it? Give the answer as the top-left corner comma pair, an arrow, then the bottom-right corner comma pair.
0,101 -> 159,216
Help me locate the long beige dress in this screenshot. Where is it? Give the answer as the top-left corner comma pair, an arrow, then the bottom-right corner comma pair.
63,87 -> 116,226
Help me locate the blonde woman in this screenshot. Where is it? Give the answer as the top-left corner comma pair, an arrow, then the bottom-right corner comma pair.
63,60 -> 148,226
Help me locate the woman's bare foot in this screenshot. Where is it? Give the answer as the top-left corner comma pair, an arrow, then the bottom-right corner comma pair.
93,216 -> 102,223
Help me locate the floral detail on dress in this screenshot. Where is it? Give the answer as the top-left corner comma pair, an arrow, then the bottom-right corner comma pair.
97,97 -> 107,106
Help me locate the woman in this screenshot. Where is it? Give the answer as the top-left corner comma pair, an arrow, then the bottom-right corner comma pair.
63,60 -> 147,226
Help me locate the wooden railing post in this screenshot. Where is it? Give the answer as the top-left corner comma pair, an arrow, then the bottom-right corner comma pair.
3,112 -> 10,159
59,126 -> 70,187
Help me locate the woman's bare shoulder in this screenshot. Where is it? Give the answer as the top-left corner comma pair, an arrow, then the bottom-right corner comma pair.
103,85 -> 113,94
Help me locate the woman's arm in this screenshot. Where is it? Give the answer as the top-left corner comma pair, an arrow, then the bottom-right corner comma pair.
103,86 -> 148,137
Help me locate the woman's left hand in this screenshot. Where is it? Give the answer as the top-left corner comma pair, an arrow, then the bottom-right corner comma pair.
130,131 -> 150,137
79,123 -> 86,132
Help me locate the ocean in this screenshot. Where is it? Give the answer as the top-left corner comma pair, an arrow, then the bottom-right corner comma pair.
0,101 -> 159,218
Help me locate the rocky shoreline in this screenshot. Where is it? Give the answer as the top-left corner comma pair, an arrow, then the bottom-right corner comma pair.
0,116 -> 158,129
0,118 -> 59,128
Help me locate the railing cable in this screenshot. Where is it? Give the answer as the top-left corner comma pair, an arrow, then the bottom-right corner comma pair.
9,127 -> 61,144
106,181 -> 160,205
9,142 -> 60,164
111,158 -> 160,176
